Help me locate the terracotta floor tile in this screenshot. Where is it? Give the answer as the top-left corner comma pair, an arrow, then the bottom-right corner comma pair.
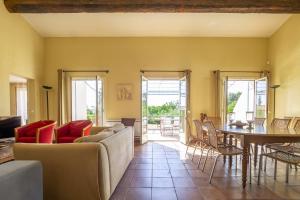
153,170 -> 171,178
170,169 -> 190,177
169,163 -> 186,170
132,169 -> 152,178
198,186 -> 228,200
130,177 -> 152,188
167,158 -> 183,164
176,188 -> 205,200
153,158 -> 168,163
152,177 -> 174,187
112,141 -> 300,200
134,158 -> 153,164
173,177 -> 196,188
125,188 -> 151,200
152,188 -> 177,200
188,170 -> 207,178
134,164 -> 152,170
153,163 -> 170,170
153,154 -> 167,159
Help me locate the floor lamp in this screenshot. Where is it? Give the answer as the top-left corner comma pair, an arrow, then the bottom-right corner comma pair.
42,85 -> 52,120
270,85 -> 280,119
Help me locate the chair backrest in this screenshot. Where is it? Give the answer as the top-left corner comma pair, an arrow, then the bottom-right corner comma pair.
205,117 -> 221,127
294,119 -> 300,132
255,118 -> 265,126
203,121 -> 219,149
271,118 -> 291,129
173,117 -> 180,126
193,120 -> 205,140
121,118 -> 136,126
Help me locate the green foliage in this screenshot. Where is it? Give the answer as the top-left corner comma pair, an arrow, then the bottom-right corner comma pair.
143,101 -> 180,124
227,92 -> 241,113
86,107 -> 96,121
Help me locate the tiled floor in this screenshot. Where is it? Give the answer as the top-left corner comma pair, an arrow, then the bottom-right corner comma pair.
110,141 -> 300,200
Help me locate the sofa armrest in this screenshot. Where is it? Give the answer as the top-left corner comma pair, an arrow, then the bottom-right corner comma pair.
13,143 -> 110,200
37,123 -> 56,143
99,127 -> 134,194
82,123 -> 93,136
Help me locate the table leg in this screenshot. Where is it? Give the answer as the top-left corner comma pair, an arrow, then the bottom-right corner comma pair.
229,135 -> 233,168
242,138 -> 250,189
254,143 -> 258,168
223,133 -> 227,164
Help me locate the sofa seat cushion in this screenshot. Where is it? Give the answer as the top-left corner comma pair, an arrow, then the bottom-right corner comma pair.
17,137 -> 36,143
74,131 -> 114,143
57,136 -> 77,143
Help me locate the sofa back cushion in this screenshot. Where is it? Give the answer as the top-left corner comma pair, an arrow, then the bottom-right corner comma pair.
74,131 -> 114,143
23,121 -> 54,137
69,120 -> 92,137
107,123 -> 125,133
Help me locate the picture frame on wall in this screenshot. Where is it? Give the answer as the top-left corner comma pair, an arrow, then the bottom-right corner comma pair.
116,83 -> 133,101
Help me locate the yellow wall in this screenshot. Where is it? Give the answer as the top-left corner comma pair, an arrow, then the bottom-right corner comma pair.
0,1 -> 44,121
44,37 -> 268,121
268,14 -> 300,117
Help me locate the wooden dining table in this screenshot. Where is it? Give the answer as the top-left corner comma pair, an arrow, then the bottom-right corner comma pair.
216,125 -> 300,188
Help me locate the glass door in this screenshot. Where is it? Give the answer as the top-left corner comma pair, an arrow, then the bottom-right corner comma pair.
16,85 -> 28,125
71,76 -> 103,126
141,75 -> 148,144
179,76 -> 187,143
255,77 -> 268,119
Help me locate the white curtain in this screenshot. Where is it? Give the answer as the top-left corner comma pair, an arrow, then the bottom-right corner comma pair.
16,87 -> 28,125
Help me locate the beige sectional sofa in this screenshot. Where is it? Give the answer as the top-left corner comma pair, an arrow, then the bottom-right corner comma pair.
14,127 -> 134,200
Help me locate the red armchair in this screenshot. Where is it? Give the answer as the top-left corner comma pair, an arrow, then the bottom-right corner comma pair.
56,120 -> 93,143
15,120 -> 57,143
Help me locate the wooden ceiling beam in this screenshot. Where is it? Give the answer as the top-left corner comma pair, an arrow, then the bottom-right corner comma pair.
4,0 -> 300,13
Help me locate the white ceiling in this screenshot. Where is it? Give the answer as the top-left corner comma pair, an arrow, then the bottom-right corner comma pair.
21,13 -> 291,38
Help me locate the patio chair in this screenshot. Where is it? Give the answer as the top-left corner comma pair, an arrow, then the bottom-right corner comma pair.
160,117 -> 173,136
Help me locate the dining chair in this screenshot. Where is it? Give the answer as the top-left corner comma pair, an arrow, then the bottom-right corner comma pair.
202,121 -> 244,184
264,118 -> 295,171
185,120 -> 203,160
293,118 -> 300,131
191,120 -> 209,162
255,118 -> 266,126
258,150 -> 300,184
271,118 -> 292,129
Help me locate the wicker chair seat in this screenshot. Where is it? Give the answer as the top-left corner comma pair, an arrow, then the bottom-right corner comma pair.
263,151 -> 300,165
217,146 -> 243,156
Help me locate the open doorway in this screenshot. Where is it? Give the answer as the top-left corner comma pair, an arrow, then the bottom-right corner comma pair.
224,77 -> 268,123
9,75 -> 28,125
141,78 -> 187,142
